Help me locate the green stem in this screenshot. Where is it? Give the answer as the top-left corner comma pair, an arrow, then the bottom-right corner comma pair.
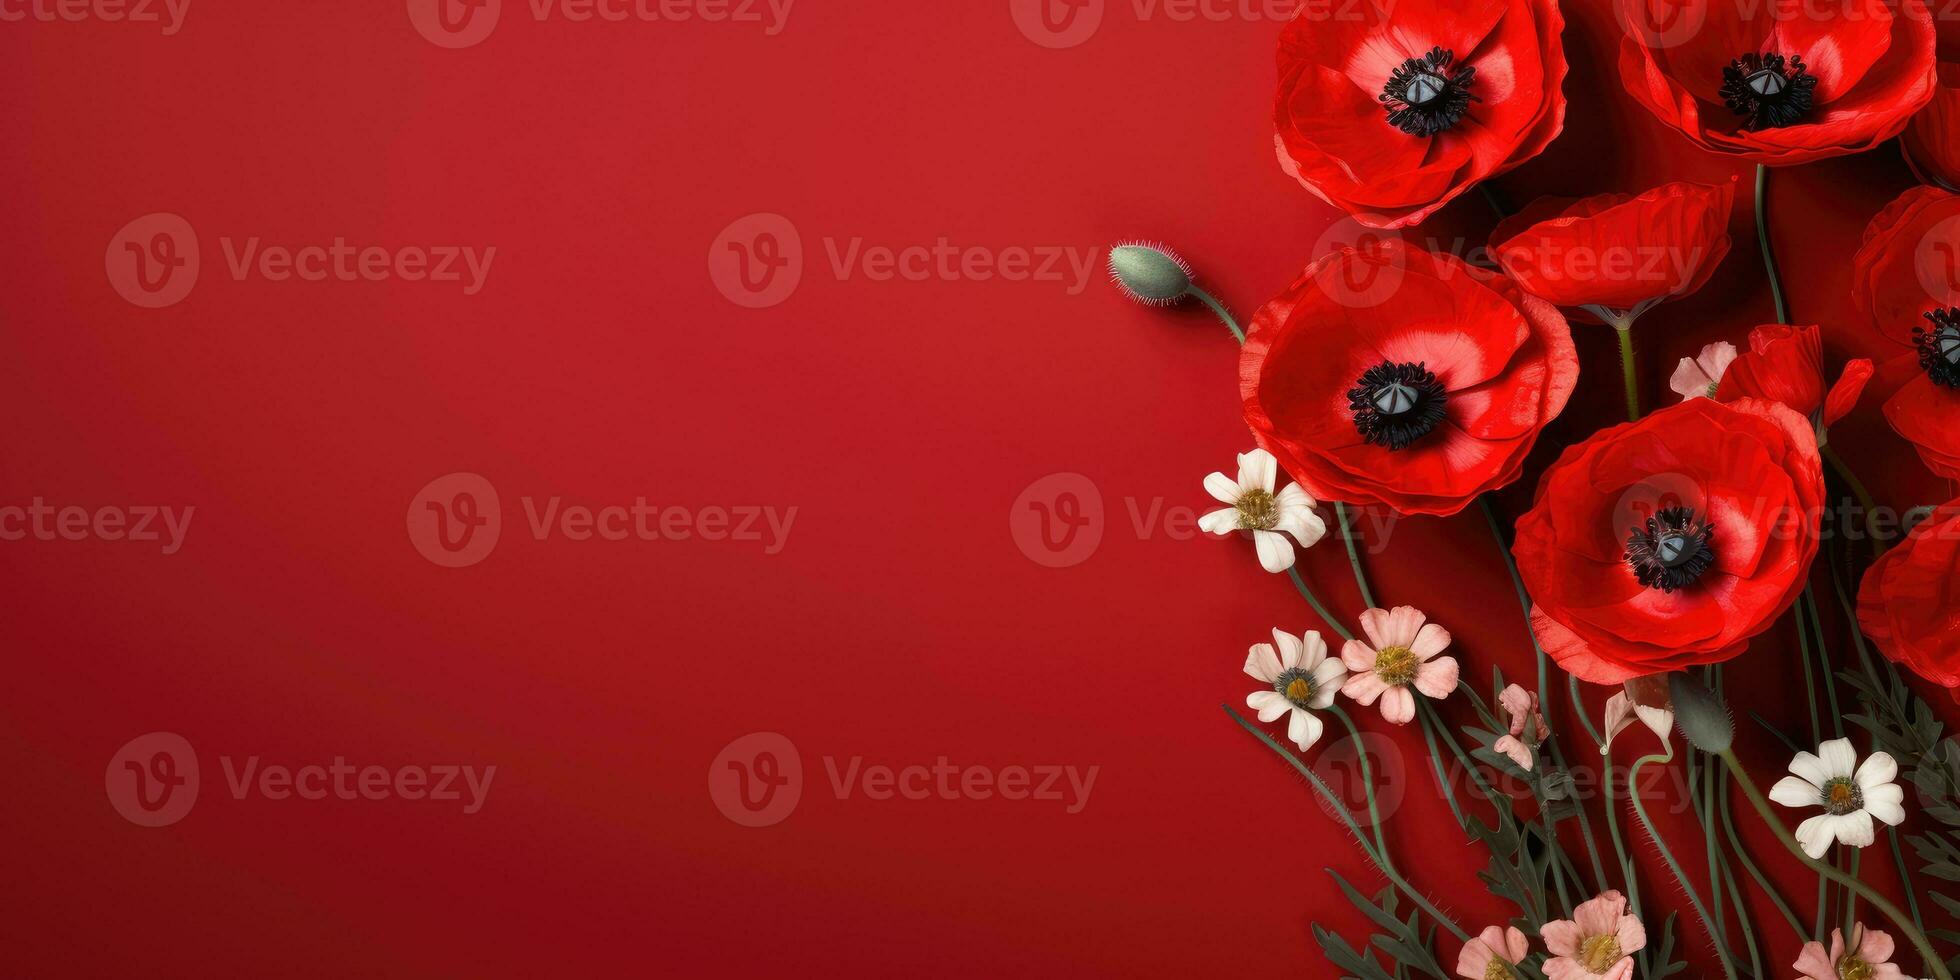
1823,444 -> 1888,555
1718,764 -> 1807,938
1722,750 -> 1951,980
1286,566 -> 1354,643
1334,501 -> 1376,610
1417,699 -> 1470,831
1794,595 -> 1830,937
1189,286 -> 1244,344
1890,828 -> 1928,938
1224,704 -> 1471,943
1330,704 -> 1389,860
1757,164 -> 1789,325
1478,497 -> 1610,893
1627,752 -> 1738,978
1615,325 -> 1641,422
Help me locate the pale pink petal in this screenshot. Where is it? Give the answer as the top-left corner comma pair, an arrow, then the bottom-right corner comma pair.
1273,629 -> 1305,671
1791,940 -> 1837,980
1499,926 -> 1527,962
1454,937 -> 1497,980
1379,686 -> 1415,725
1855,926 -> 1895,965
1541,958 -> 1583,980
1340,639 -> 1380,672
1244,643 -> 1282,683
1412,656 -> 1459,700
1356,607 -> 1394,650
1380,605 -> 1427,648
1297,630 -> 1329,670
1409,621 -> 1452,660
1573,891 -> 1625,935
1540,918 -> 1583,957
1494,735 -> 1534,771
1342,670 -> 1390,706
1614,912 -> 1646,954
1498,684 -> 1533,721
1247,690 -> 1290,723
1601,958 -> 1636,980
1601,692 -> 1635,751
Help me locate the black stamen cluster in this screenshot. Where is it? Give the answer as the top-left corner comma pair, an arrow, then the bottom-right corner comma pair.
1348,361 -> 1448,451
1625,506 -> 1717,593
1720,52 -> 1817,131
1380,47 -> 1478,137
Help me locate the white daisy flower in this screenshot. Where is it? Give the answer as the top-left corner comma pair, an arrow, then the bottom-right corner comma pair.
1768,737 -> 1907,860
1244,628 -> 1348,751
1199,448 -> 1326,573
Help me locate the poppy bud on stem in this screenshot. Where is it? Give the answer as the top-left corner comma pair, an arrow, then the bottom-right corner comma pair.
1107,242 -> 1244,344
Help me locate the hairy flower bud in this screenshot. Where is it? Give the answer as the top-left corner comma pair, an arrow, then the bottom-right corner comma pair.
1107,242 -> 1193,306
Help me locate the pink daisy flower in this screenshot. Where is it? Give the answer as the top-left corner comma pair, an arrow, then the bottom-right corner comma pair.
1339,606 -> 1458,725
1455,925 -> 1529,980
1794,924 -> 1910,980
1542,890 -> 1645,980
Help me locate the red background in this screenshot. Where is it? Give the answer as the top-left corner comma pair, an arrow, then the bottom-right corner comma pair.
4,0 -> 1958,975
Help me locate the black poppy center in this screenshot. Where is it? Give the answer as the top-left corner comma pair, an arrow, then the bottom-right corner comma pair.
1625,506 -> 1716,593
1720,52 -> 1817,130
1380,47 -> 1478,137
1348,361 -> 1448,451
1914,308 -> 1960,389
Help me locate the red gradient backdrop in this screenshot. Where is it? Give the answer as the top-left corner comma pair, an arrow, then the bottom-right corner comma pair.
4,0 -> 1957,975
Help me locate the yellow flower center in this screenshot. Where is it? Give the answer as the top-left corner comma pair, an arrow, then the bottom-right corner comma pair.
1579,934 -> 1623,973
1838,956 -> 1874,980
1483,959 -> 1516,980
1375,645 -> 1418,686
1823,777 -> 1864,816
1236,489 -> 1279,530
1285,676 -> 1313,704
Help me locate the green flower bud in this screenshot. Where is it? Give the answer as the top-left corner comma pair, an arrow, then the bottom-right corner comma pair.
1668,672 -> 1734,753
1107,242 -> 1194,306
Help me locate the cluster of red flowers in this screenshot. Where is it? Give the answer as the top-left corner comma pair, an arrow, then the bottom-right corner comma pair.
1255,0 -> 1960,690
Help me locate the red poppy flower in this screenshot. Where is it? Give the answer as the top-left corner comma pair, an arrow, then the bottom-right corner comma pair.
1513,397 -> 1824,684
1858,499 -> 1960,690
1274,0 -> 1567,229
1668,324 -> 1873,426
1241,238 -> 1577,517
1617,0 -> 1938,165
1902,21 -> 1960,189
1849,186 -> 1960,478
1489,180 -> 1735,323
